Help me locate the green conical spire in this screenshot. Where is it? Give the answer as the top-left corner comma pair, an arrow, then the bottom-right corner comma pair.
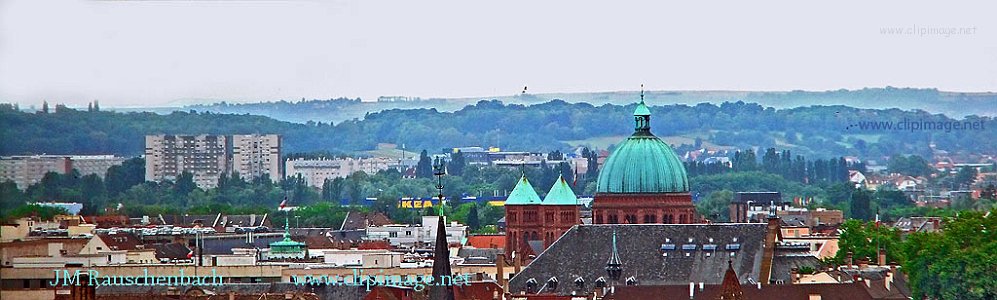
504,175 -> 541,205
542,174 -> 578,205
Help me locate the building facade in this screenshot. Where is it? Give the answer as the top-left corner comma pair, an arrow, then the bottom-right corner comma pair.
504,175 -> 581,258
285,157 -> 394,188
0,155 -> 126,190
144,135 -> 228,189
232,134 -> 281,182
592,96 -> 698,224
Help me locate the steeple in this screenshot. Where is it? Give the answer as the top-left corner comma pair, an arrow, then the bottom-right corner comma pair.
430,157 -> 455,300
505,175 -> 542,205
605,230 -> 623,281
633,84 -> 651,133
718,260 -> 745,300
542,174 -> 579,205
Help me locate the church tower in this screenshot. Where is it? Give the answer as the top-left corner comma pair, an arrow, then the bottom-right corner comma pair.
592,90 -> 699,224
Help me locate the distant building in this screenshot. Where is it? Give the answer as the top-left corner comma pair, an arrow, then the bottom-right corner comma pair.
144,134 -> 228,189
365,216 -> 466,247
504,174 -> 581,258
285,157 -> 394,188
232,134 -> 281,182
0,155 -> 126,190
729,192 -> 785,223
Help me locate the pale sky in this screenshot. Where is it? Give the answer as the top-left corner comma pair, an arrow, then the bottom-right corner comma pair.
1,0 -> 995,108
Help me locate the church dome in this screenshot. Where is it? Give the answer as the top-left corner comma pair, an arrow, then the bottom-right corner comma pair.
595,96 -> 689,194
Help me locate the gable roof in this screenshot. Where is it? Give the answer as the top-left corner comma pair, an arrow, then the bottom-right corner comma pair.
542,175 -> 578,205
465,235 -> 506,249
97,233 -> 142,251
509,224 -> 770,295
505,175 -> 541,205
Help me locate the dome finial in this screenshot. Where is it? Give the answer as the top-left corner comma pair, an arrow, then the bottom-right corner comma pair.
640,84 -> 645,104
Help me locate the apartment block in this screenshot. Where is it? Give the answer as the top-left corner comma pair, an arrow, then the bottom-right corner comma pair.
232,134 -> 281,182
144,135 -> 228,189
0,155 -> 126,190
285,157 -> 393,188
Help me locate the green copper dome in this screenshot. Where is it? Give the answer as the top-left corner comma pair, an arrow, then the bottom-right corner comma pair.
542,175 -> 578,205
505,175 -> 542,205
596,99 -> 689,194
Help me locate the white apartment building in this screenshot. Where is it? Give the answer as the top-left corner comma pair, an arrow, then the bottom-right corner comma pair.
0,155 -> 126,189
285,157 -> 395,188
365,216 -> 467,247
145,135 -> 228,189
232,134 -> 281,182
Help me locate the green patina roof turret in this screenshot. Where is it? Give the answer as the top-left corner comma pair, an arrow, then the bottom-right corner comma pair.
269,217 -> 305,253
542,174 -> 578,205
505,175 -> 542,205
596,92 -> 690,194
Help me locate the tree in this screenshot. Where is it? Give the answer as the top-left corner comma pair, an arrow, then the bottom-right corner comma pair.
953,167 -> 978,189
902,209 -> 997,299
850,188 -> 872,221
80,174 -> 106,215
466,204 -> 480,230
449,150 -> 466,176
105,158 -> 145,196
834,220 -> 903,265
695,190 -> 733,222
174,171 -> 197,199
41,101 -> 49,114
416,150 -> 433,178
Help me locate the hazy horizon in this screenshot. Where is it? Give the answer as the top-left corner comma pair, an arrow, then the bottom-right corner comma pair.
2,0 -> 995,108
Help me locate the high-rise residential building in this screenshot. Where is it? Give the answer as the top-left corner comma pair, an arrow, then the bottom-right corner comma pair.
145,135 -> 228,189
232,134 -> 281,182
0,155 -> 127,190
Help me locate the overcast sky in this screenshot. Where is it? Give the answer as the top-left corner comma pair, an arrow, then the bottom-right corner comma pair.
1,0 -> 995,108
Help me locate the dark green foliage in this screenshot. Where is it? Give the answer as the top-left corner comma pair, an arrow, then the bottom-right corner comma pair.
416,150 -> 433,178
901,209 -> 997,300
887,155 -> 935,177
2,100 -> 991,159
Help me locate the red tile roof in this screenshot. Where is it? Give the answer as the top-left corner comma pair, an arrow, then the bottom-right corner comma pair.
465,235 -> 505,249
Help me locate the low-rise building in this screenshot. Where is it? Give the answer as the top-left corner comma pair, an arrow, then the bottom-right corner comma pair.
365,216 -> 467,247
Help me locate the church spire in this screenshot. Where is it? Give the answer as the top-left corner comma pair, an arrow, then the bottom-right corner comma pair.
430,157 -> 455,300
718,260 -> 745,300
605,230 -> 623,281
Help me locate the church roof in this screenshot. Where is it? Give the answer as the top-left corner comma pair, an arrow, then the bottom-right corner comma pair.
508,224 -> 770,295
596,97 -> 689,194
505,175 -> 542,205
542,174 -> 579,205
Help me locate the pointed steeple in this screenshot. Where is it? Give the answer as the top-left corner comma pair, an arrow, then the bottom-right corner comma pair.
504,175 -> 542,205
542,174 -> 578,205
430,214 -> 455,300
718,260 -> 745,300
605,230 -> 623,281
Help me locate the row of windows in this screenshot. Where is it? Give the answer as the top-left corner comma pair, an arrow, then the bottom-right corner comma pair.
595,213 -> 689,224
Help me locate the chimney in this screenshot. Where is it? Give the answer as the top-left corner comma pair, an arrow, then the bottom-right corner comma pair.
758,214 -> 780,285
699,282 -> 704,291
689,282 -> 695,299
878,249 -> 886,267
885,269 -> 894,291
496,253 -> 507,289
790,268 -> 799,284
514,254 -> 522,275
845,252 -> 853,268
858,258 -> 869,269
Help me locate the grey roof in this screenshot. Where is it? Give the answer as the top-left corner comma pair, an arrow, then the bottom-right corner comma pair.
200,233 -> 287,255
96,283 -> 366,299
457,248 -> 503,263
771,255 -> 821,283
508,224 -> 769,295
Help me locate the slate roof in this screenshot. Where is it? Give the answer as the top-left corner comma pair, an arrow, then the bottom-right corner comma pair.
154,243 -> 191,260
609,282 -> 877,300
200,233 -> 287,255
339,211 -> 393,231
771,255 -> 822,283
508,224 -> 769,295
97,232 -> 142,251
